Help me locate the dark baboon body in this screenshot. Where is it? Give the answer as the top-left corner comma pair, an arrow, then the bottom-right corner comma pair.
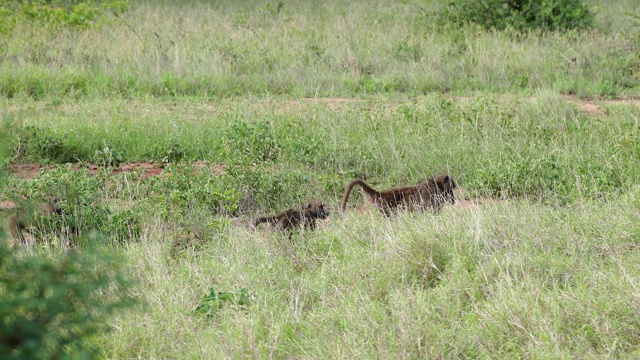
6,197 -> 64,245
341,174 -> 457,216
251,200 -> 329,236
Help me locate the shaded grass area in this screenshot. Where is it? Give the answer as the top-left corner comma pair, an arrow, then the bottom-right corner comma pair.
0,1 -> 639,99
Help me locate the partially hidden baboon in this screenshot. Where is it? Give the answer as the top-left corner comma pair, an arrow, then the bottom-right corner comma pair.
341,174 -> 457,216
6,197 -> 64,245
251,200 -> 329,236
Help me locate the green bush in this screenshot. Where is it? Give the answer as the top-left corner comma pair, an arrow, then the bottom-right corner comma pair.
14,125 -> 81,164
223,120 -> 280,164
441,0 -> 595,32
0,244 -> 135,359
0,0 -> 129,33
143,164 -> 242,218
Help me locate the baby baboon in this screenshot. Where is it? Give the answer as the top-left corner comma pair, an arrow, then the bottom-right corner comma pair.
6,197 -> 64,245
341,174 -> 457,216
251,200 -> 329,236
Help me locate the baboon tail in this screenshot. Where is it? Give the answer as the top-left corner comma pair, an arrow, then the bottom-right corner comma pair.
341,179 -> 379,213
251,216 -> 277,228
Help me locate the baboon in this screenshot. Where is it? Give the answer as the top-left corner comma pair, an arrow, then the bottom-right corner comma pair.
251,200 -> 329,236
6,197 -> 64,245
341,174 -> 457,216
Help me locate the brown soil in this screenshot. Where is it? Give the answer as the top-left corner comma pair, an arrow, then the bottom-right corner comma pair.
8,161 -> 225,181
0,200 -> 19,211
562,94 -> 640,115
444,94 -> 640,116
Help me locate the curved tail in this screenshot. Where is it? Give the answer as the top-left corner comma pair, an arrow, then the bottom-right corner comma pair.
250,216 -> 277,228
340,179 -> 380,213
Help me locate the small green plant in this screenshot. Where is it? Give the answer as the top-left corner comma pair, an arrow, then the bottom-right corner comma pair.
162,139 -> 186,164
94,140 -> 123,167
7,166 -> 142,244
193,286 -> 250,318
266,1 -> 285,17
0,117 -> 14,167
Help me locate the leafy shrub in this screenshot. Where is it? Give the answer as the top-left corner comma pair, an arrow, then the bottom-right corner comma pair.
223,120 -> 280,163
0,117 -> 14,167
14,125 -> 80,164
0,0 -> 129,33
43,167 -> 144,243
440,0 -> 595,32
142,138 -> 187,164
144,165 -> 242,218
224,164 -> 314,212
0,243 -> 135,359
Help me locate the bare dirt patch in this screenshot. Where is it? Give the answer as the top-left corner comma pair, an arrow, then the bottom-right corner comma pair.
444,94 -> 640,116
0,200 -> 19,211
562,95 -> 640,115
8,161 -> 225,181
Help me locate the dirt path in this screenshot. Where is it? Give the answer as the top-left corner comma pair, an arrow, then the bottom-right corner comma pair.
280,94 -> 640,115
8,161 -> 225,181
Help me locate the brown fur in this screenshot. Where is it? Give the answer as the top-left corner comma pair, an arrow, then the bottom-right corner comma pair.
251,200 -> 330,236
6,197 -> 64,245
341,174 -> 457,215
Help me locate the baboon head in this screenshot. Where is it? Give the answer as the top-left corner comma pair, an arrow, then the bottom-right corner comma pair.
307,200 -> 329,220
435,174 -> 457,204
47,197 -> 64,215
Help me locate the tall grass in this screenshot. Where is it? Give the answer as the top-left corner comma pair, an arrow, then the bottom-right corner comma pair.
1,0 -> 639,99
92,191 -> 640,358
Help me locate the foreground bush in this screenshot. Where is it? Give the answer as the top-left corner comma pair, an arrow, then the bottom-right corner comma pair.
0,242 -> 135,359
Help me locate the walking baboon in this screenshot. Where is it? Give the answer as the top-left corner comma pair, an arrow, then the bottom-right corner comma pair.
251,200 -> 329,236
341,174 -> 457,216
6,197 -> 64,245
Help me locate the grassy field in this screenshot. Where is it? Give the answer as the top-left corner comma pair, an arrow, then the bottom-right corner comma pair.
1,0 -> 640,358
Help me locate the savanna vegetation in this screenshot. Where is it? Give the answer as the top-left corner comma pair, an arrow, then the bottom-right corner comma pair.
1,0 -> 640,358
